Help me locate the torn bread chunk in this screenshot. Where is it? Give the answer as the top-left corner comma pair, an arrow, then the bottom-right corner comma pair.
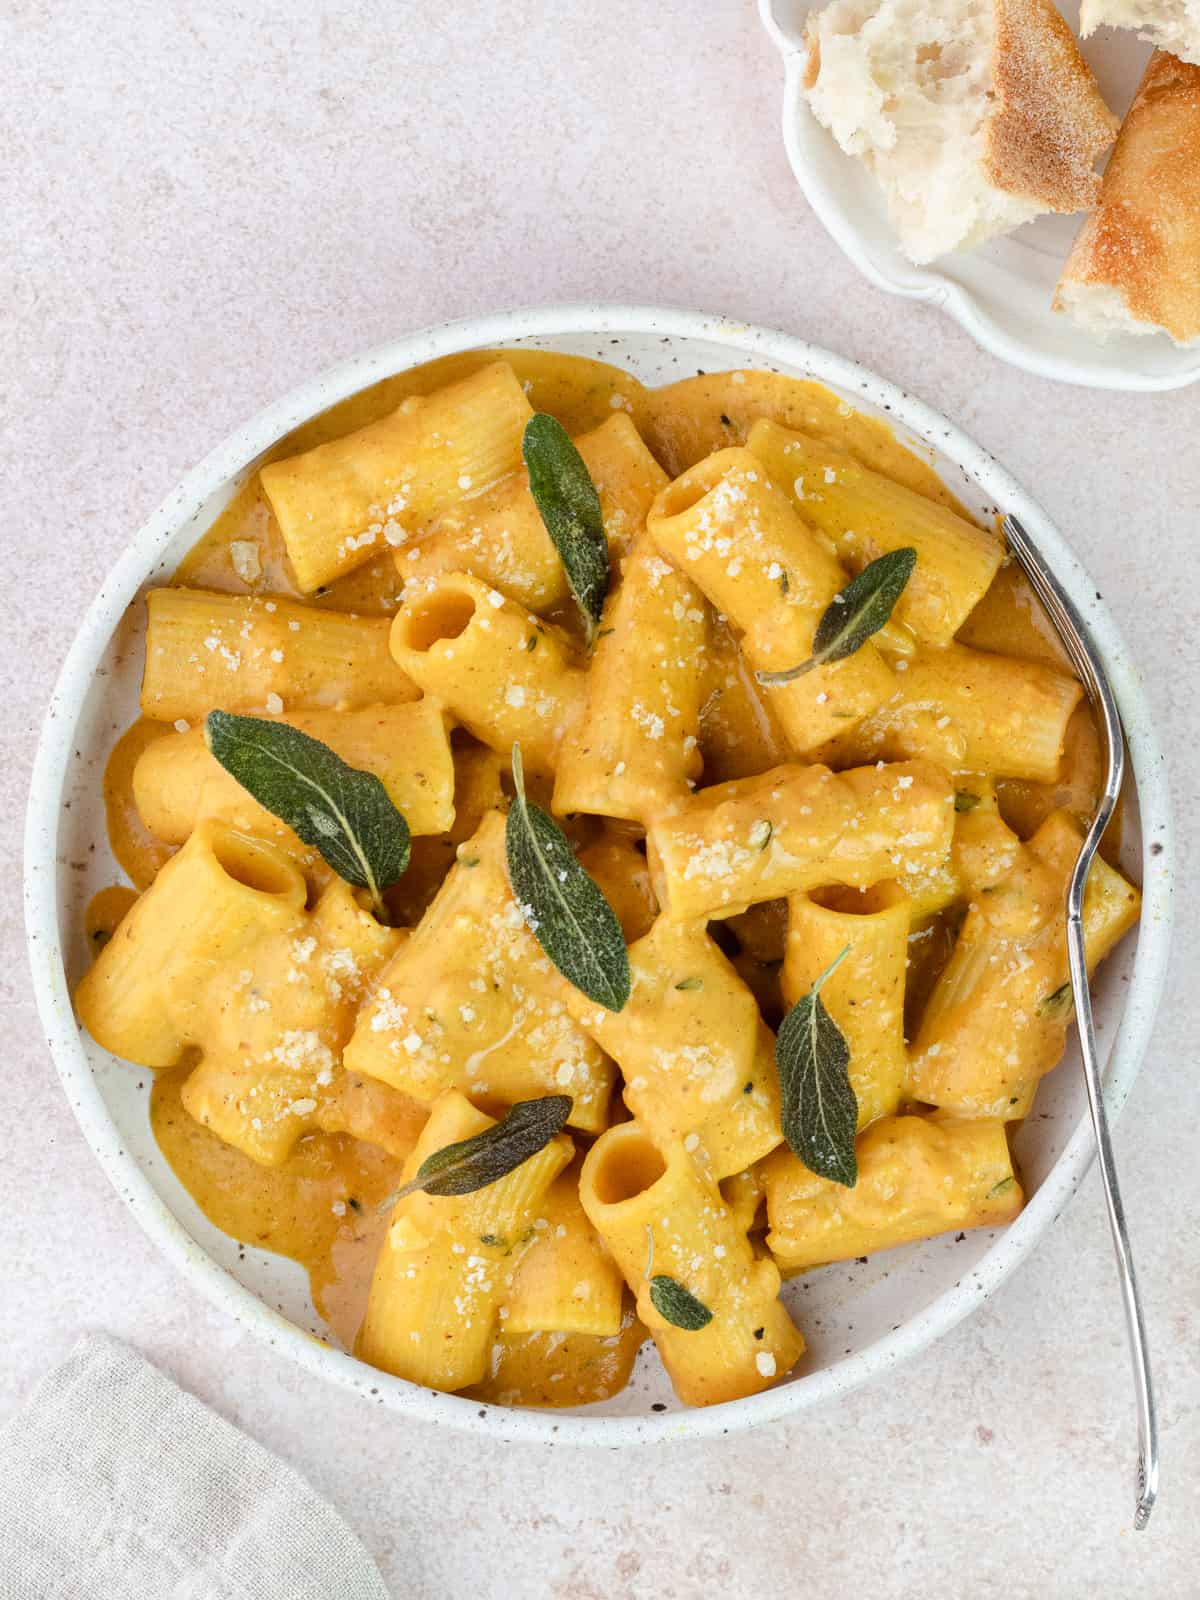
1080,0 -> 1200,67
802,0 -> 1118,263
1055,51 -> 1200,346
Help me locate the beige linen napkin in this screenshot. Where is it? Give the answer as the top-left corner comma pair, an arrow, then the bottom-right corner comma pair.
0,1333 -> 390,1600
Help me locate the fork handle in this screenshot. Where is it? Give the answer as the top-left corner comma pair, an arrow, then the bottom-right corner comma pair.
1002,513 -> 1159,1529
1066,897 -> 1159,1528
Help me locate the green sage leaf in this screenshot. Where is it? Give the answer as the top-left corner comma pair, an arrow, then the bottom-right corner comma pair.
775,945 -> 858,1187
505,743 -> 630,1011
674,976 -> 704,992
1039,981 -> 1074,1019
756,548 -> 917,686
987,1176 -> 1016,1200
378,1095 -> 572,1212
204,711 -> 409,918
649,1275 -> 714,1331
954,790 -> 981,813
523,412 -> 608,644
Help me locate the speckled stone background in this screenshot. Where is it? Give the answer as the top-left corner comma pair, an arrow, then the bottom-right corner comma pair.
3,3 -> 1198,1595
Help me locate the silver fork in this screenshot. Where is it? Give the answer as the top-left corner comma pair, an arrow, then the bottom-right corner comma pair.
1001,514 -> 1159,1530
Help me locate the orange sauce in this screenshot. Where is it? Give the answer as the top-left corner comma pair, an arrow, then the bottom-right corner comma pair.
103,718 -> 176,889
997,703 -> 1103,842
903,909 -> 963,1040
84,885 -> 139,951
150,1067 -> 402,1350
467,1307 -> 646,1409
640,368 -> 969,512
957,560 -> 1075,671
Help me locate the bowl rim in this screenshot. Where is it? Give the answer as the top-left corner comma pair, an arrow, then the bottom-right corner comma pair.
24,301 -> 1175,1445
757,0 -> 1200,394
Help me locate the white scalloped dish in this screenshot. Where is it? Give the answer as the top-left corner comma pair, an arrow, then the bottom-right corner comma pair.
760,0 -> 1200,390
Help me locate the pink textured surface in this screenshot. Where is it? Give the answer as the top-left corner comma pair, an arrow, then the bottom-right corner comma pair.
2,3 -> 1197,1595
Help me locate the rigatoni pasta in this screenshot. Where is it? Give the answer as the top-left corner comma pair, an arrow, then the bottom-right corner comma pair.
746,421 -> 1004,645
908,809 -> 1141,1117
647,448 -> 896,753
132,700 -> 454,849
552,538 -> 708,823
762,1115 -> 1024,1272
261,362 -> 534,593
389,571 -> 586,777
783,889 -> 909,1128
178,876 -> 406,1164
565,914 -> 783,1178
343,812 -> 616,1132
645,759 -> 955,921
76,821 -> 308,1067
75,348 -> 1141,1414
580,1123 -> 804,1405
141,588 -> 417,721
502,1167 -> 625,1338
816,643 -> 1084,783
76,821 -> 406,1163
398,411 -> 667,611
358,1089 -> 572,1388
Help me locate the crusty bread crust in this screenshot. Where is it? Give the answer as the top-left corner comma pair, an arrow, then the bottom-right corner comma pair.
986,0 -> 1119,211
1055,51 -> 1200,345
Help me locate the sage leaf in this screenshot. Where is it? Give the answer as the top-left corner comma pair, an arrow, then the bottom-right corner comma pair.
505,743 -> 630,1011
204,711 -> 409,918
378,1095 -> 572,1212
756,547 -> 917,686
987,1176 -> 1016,1200
775,945 -> 858,1187
1039,981 -> 1074,1019
523,412 -> 608,644
954,790 -> 981,813
649,1275 -> 714,1331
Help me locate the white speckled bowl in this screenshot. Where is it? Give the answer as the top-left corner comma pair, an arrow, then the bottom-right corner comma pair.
24,305 -> 1173,1443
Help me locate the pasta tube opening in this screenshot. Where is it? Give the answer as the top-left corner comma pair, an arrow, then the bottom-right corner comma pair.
586,1124 -> 668,1207
396,588 -> 478,652
206,825 -> 311,900
203,825 -> 307,902
651,454 -> 726,520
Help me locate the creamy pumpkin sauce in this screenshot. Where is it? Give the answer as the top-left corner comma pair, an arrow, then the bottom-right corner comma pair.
84,885 -> 140,950
639,368 -> 968,511
88,348 -> 1119,1407
150,1067 -> 401,1350
103,718 -> 176,889
466,1307 -> 646,1408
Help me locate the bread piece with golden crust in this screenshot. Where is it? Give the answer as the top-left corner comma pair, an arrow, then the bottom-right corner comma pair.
1056,51 -> 1200,346
803,0 -> 1118,263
